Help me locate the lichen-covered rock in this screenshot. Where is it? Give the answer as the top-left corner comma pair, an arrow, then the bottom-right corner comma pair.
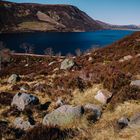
130,80 -> 140,87
60,59 -> 75,70
94,89 -> 112,104
11,93 -> 39,111
8,74 -> 20,84
84,104 -> 102,122
43,105 -> 83,126
14,117 -> 33,130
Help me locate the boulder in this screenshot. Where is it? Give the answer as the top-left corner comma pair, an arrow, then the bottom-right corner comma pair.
119,55 -> 133,62
94,89 -> 112,104
117,117 -> 129,129
55,98 -> 64,108
117,113 -> 140,129
20,84 -> 30,92
84,104 -> 102,122
14,117 -> 33,130
43,105 -> 83,126
130,80 -> 140,87
88,57 -> 93,62
8,74 -> 20,84
60,59 -> 74,70
11,93 -> 39,111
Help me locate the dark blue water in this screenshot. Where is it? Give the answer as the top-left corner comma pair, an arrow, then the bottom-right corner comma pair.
0,30 -> 134,55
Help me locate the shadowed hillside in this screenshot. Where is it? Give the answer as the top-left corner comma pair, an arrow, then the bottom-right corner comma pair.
0,1 -> 102,33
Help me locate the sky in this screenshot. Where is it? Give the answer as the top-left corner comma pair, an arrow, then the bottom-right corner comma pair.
7,0 -> 140,25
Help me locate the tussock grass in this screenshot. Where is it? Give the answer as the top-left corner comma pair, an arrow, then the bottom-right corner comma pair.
71,84 -> 103,105
72,101 -> 140,140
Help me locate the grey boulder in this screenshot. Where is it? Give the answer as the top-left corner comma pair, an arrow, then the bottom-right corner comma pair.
43,105 -> 83,126
60,59 -> 74,70
11,92 -> 39,111
84,104 -> 102,122
14,117 -> 33,130
8,74 -> 20,84
130,80 -> 140,87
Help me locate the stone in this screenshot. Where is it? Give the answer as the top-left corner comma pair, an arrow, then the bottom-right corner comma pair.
123,55 -> 133,61
119,55 -> 133,62
60,59 -> 75,70
14,117 -> 33,130
88,57 -> 93,61
84,104 -> 102,122
43,105 -> 83,126
8,74 -> 20,84
20,84 -> 30,92
48,61 -> 56,66
130,80 -> 140,87
11,93 -> 39,111
117,117 -> 129,129
55,98 -> 64,108
94,89 -> 112,104
136,54 -> 140,57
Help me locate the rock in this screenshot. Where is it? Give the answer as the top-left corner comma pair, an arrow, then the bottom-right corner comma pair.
14,117 -> 33,130
11,93 -> 39,111
117,113 -> 140,129
136,54 -> 140,57
130,80 -> 140,87
48,61 -> 56,66
60,59 -> 75,70
129,113 -> 140,129
8,74 -> 20,84
88,57 -> 93,61
20,84 -> 30,92
53,68 -> 59,72
94,89 -> 112,104
55,98 -> 64,108
43,105 -> 83,126
123,55 -> 133,61
117,117 -> 129,129
84,104 -> 102,122
119,55 -> 133,62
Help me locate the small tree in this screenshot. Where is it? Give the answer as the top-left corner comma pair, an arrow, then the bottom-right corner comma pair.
75,48 -> 82,57
0,42 -> 11,71
44,48 -> 54,57
20,43 -> 34,65
56,52 -> 62,57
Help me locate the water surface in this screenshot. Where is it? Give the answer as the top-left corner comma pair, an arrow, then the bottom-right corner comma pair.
0,30 -> 134,55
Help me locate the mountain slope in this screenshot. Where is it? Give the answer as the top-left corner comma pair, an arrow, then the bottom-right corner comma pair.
96,20 -> 140,30
0,1 -> 102,33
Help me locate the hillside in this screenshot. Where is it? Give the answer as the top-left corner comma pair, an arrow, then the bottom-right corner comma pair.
96,20 -> 140,30
0,1 -> 102,33
0,31 -> 140,140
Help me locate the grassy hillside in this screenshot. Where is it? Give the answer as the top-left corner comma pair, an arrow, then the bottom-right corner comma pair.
0,31 -> 140,140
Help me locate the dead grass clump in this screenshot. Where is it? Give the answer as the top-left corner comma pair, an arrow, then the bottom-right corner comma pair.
0,92 -> 14,106
72,84 -> 103,105
73,101 -> 140,140
22,124 -> 75,140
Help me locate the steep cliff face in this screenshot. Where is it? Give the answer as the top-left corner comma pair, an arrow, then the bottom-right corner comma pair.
0,1 -> 102,33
